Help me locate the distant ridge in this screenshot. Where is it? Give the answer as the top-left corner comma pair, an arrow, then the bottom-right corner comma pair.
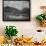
4,6 -> 29,15
3,6 -> 30,21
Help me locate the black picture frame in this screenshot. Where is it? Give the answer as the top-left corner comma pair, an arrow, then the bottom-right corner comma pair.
3,0 -> 30,21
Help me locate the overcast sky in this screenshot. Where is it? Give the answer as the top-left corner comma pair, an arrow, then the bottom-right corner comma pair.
4,1 -> 29,10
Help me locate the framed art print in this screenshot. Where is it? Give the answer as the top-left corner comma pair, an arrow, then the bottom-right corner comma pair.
3,0 -> 30,21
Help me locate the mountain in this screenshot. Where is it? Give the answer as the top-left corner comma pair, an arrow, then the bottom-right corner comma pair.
4,6 -> 29,15
4,6 -> 22,15
22,8 -> 30,14
3,6 -> 30,21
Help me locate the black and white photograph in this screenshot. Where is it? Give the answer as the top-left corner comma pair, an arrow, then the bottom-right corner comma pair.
4,0 -> 30,1
3,0 -> 30,21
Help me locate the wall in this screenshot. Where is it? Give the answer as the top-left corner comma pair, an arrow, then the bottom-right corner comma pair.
0,0 -> 46,40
